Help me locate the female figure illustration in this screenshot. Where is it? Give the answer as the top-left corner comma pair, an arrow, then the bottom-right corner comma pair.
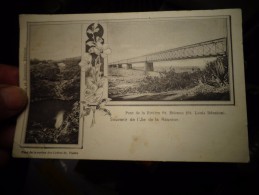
79,23 -> 111,127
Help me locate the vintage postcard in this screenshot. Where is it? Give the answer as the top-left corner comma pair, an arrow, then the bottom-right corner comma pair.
13,9 -> 249,162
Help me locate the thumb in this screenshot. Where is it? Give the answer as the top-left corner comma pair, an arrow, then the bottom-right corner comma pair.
0,85 -> 28,120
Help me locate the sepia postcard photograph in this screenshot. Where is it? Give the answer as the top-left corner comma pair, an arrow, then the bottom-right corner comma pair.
107,18 -> 232,104
13,9 -> 249,162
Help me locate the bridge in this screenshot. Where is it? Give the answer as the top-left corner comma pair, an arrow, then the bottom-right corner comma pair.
108,38 -> 227,71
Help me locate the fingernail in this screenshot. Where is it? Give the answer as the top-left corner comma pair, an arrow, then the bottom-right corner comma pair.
0,86 -> 27,111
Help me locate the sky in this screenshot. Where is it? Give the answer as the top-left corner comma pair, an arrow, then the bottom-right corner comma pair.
29,17 -> 227,62
29,23 -> 82,61
107,18 -> 227,63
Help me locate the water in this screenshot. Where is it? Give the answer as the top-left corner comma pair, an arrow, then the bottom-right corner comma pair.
27,99 -> 76,129
54,110 -> 65,129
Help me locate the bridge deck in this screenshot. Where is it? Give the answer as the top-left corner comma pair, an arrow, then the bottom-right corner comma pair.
109,38 -> 227,66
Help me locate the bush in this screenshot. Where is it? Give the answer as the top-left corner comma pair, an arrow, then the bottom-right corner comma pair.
138,68 -> 201,93
30,58 -> 40,65
137,56 -> 229,93
203,56 -> 228,86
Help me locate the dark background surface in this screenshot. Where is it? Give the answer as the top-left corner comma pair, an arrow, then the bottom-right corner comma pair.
0,0 -> 259,194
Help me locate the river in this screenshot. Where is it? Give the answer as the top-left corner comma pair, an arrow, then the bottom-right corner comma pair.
27,99 -> 77,129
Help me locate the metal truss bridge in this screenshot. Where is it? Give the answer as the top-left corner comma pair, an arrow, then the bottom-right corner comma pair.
108,37 -> 227,71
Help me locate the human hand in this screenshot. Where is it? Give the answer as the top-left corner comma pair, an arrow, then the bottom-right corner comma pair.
0,64 -> 28,167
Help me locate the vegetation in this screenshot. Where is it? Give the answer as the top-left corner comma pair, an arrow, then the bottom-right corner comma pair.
138,69 -> 200,93
109,56 -> 230,100
30,57 -> 81,101
26,102 -> 80,144
26,57 -> 80,144
202,56 -> 228,87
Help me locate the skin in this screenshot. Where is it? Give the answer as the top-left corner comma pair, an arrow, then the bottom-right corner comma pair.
0,64 -> 28,167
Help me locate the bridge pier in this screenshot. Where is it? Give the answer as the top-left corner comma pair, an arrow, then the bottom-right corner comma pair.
126,64 -> 132,69
145,62 -> 154,71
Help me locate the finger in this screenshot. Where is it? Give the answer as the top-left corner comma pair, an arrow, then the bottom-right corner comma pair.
0,64 -> 19,85
0,85 -> 28,120
0,125 -> 15,148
